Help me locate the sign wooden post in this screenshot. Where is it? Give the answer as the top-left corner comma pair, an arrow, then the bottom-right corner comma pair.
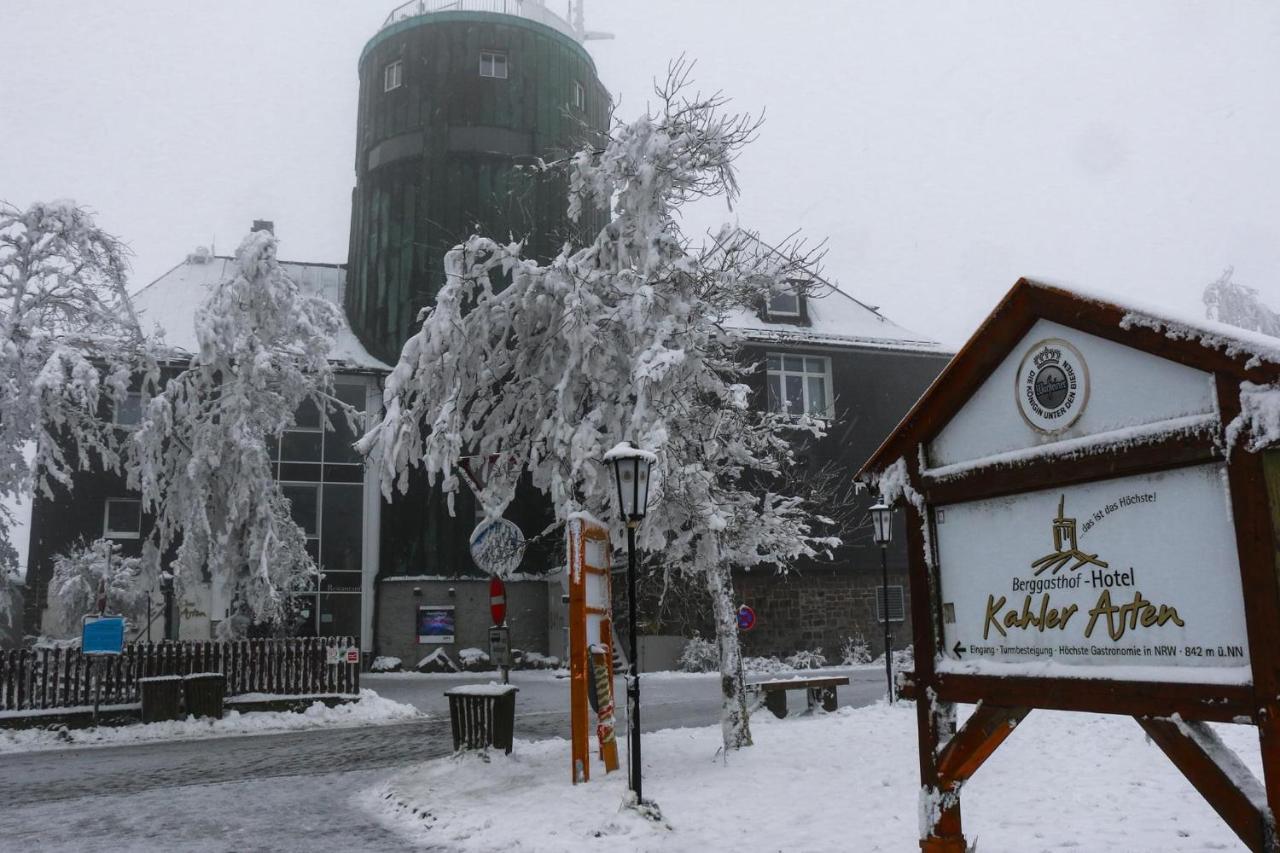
859,278 -> 1280,852
566,514 -> 620,783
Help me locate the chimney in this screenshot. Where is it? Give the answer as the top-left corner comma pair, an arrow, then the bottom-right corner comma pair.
251,219 -> 275,235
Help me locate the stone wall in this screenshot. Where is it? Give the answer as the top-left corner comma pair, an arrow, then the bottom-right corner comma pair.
734,567 -> 911,661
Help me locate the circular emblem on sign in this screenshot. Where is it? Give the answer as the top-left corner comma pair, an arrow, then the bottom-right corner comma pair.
737,605 -> 756,632
469,518 -> 526,577
1015,338 -> 1090,434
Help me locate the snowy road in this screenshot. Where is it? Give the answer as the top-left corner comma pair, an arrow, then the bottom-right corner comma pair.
0,668 -> 888,851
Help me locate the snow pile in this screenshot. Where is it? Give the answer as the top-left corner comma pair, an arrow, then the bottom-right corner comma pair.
369,702 -> 1261,852
370,656 -> 403,673
0,689 -> 420,754
1226,382 -> 1280,452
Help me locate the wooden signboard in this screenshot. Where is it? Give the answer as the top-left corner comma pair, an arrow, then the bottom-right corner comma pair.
858,278 -> 1280,852
566,514 -> 620,783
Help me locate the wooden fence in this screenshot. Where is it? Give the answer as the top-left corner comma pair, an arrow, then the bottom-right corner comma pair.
0,637 -> 361,713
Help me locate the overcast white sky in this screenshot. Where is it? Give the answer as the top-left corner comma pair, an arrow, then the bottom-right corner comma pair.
3,1 -> 1278,347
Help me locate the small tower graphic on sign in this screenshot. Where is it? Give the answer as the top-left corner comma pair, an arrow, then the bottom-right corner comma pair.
1031,495 -> 1109,576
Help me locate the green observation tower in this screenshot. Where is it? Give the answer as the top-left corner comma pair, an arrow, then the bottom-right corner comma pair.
347,1 -> 611,578
347,0 -> 611,364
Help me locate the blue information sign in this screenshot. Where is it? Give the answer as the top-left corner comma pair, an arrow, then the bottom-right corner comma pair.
82,616 -> 126,656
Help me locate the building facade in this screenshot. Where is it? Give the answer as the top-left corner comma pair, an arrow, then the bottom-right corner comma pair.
17,4 -> 952,668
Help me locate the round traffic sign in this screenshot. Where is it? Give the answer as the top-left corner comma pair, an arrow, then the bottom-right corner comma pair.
469,518 -> 526,576
489,576 -> 507,626
737,605 -> 756,632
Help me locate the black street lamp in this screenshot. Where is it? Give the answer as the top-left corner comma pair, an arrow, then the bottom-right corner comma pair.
870,502 -> 895,703
605,441 -> 655,802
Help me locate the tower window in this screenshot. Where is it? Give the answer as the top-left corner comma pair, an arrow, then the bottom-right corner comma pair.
384,59 -> 403,92
573,80 -> 586,110
480,51 -> 508,79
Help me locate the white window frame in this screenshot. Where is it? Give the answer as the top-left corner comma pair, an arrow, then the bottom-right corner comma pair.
766,352 -> 834,420
479,51 -> 508,79
103,498 -> 141,540
112,391 -> 144,428
767,287 -> 802,318
876,585 -> 906,624
572,80 -> 585,110
384,59 -> 403,92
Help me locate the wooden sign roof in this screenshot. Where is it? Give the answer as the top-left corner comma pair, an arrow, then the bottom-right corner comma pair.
858,277 -> 1280,483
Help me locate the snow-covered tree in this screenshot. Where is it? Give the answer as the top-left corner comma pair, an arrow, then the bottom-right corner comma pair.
130,230 -> 350,637
1204,267 -> 1280,336
362,63 -> 837,751
0,200 -> 150,622
48,538 -> 149,637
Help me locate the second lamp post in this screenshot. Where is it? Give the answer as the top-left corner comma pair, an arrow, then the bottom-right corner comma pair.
870,502 -> 896,703
605,442 -> 655,803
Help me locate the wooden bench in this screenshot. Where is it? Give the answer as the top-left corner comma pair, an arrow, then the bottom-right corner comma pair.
751,675 -> 850,718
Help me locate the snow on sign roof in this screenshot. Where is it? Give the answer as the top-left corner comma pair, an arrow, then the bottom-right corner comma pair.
132,256 -> 390,372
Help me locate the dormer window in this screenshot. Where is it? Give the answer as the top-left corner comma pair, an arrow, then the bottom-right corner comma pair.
762,280 -> 808,324
384,59 -> 403,92
768,289 -> 801,318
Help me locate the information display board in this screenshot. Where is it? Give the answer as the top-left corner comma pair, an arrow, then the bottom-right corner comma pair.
936,464 -> 1249,677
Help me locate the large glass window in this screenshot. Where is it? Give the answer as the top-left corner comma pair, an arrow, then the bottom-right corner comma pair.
766,354 -> 832,419
278,381 -> 368,640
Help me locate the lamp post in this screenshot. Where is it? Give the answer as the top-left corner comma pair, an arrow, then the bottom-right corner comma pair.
605,441 -> 654,802
870,502 -> 895,703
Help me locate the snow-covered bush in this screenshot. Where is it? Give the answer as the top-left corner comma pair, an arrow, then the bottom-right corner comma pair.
370,656 -> 402,673
131,230 -> 353,636
0,200 -> 153,621
514,650 -> 561,670
48,538 -> 149,637
458,647 -> 491,671
742,655 -> 787,675
361,61 -> 838,752
840,635 -> 872,666
784,648 -> 827,670
677,634 -> 719,673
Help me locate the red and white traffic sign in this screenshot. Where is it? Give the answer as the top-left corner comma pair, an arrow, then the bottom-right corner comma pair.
490,575 -> 507,626
345,647 -> 360,664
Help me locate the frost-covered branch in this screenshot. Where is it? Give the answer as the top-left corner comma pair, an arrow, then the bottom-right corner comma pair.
0,200 -> 154,620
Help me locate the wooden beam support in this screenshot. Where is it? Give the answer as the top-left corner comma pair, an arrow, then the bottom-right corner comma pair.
923,672 -> 1253,724
1136,716 -> 1275,852
937,703 -> 1030,786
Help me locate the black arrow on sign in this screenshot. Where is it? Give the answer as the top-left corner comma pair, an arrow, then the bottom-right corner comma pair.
953,642 -> 967,658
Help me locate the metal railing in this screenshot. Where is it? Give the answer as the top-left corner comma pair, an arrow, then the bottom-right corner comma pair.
380,0 -> 581,42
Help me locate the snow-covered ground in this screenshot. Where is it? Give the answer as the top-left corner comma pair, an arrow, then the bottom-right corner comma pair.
0,689 -> 419,754
370,701 -> 1258,852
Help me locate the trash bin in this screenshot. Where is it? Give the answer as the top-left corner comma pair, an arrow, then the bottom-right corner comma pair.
183,673 -> 226,720
139,675 -> 185,723
444,684 -> 518,754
